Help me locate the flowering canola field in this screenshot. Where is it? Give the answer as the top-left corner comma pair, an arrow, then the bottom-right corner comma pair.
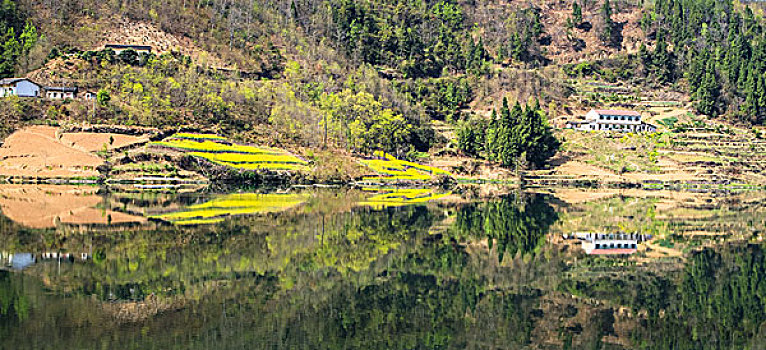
359,151 -> 451,181
151,133 -> 309,171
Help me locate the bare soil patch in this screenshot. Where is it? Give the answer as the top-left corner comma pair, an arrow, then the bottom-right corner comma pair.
0,126 -> 103,178
60,132 -> 148,152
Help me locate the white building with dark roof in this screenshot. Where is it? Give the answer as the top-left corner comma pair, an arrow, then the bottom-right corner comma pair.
566,109 -> 657,133
0,78 -> 41,97
105,44 -> 152,54
45,86 -> 78,99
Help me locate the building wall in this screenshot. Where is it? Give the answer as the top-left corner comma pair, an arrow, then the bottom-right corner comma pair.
0,86 -> 14,96
15,80 -> 40,97
47,91 -> 76,99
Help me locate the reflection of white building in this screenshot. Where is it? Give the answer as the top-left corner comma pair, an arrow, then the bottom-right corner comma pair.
566,232 -> 651,255
566,109 -> 657,133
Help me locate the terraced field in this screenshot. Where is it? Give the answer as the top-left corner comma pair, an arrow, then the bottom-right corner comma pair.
360,151 -> 452,181
150,133 -> 309,171
151,192 -> 309,225
357,188 -> 451,209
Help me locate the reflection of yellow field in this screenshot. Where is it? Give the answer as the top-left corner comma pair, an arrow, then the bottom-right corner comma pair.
0,126 -> 147,178
150,133 -> 309,171
151,193 -> 309,225
360,151 -> 452,181
357,188 -> 451,209
0,185 -> 146,228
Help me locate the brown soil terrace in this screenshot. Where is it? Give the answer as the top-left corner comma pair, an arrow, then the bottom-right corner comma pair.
0,126 -> 147,178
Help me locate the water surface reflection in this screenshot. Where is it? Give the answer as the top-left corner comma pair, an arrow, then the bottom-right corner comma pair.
0,186 -> 765,349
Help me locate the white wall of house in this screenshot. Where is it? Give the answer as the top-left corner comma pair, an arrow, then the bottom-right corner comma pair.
46,91 -> 76,99
0,86 -> 15,96
15,80 -> 40,97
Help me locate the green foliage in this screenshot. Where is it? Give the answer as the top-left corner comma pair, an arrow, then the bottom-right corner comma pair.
0,0 -> 32,77
96,88 -> 110,107
648,0 -> 766,124
453,193 -> 558,262
329,0 -> 488,78
600,0 -> 614,44
499,6 -> 547,64
456,116 -> 486,157
482,98 -> 560,169
394,77 -> 473,121
572,1 -> 583,26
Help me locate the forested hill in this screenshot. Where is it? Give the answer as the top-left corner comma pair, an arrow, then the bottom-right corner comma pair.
1,0 -> 765,157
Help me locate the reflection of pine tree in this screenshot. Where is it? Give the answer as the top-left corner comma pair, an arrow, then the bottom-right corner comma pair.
454,193 -> 558,262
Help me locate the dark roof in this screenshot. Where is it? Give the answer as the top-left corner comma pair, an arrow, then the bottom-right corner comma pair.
45,86 -> 78,92
0,78 -> 38,86
105,44 -> 152,51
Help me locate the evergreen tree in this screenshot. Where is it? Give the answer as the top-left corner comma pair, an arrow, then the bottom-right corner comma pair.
572,1 -> 583,26
696,59 -> 719,117
479,98 -> 560,169
600,0 -> 614,44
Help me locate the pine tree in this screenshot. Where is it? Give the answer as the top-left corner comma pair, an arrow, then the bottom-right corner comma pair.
572,1 -> 583,26
696,59 -> 719,117
600,0 -> 614,44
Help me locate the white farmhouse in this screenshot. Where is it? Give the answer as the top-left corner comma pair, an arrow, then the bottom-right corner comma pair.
104,44 -> 152,55
0,78 -> 41,97
567,109 -> 657,133
45,86 -> 78,99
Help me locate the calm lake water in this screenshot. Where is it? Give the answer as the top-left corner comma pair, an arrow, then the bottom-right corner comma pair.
1,185 -> 765,349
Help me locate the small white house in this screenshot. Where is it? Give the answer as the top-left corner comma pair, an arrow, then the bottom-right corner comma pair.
0,78 -> 41,97
566,109 -> 657,133
105,44 -> 152,55
83,90 -> 97,100
45,86 -> 78,99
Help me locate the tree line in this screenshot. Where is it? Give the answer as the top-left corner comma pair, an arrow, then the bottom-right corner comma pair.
642,0 -> 766,125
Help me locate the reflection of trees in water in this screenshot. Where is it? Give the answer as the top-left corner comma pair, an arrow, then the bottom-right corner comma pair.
454,193 -> 558,262
4,190 -> 766,349
563,244 -> 766,349
0,271 -> 29,323
630,244 -> 766,349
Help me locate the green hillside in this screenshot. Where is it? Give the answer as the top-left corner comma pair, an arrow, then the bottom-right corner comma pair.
1,0 -> 765,179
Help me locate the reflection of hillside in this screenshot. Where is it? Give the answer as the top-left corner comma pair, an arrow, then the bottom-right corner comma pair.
549,190 -> 766,260
357,188 -> 451,209
150,192 -> 309,225
0,185 -> 146,228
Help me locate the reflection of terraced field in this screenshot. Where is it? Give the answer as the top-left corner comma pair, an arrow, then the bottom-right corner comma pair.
360,152 -> 451,181
150,133 -> 309,171
549,190 -> 766,259
357,188 -> 450,209
0,185 -> 146,228
151,193 -> 309,225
